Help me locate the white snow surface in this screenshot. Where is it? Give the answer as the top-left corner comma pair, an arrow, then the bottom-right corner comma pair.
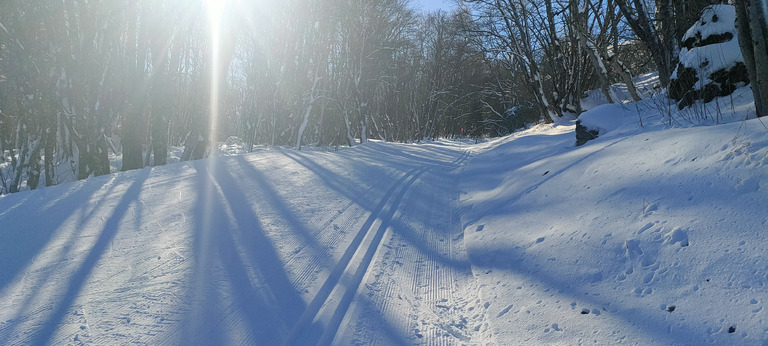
0,141 -> 489,345
2,88 -> 768,344
580,83 -> 756,137
683,5 -> 737,44
673,4 -> 744,90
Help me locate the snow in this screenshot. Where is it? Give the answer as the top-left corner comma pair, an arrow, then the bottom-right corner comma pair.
2,85 -> 768,344
676,40 -> 743,90
577,103 -> 638,134
460,85 -> 768,344
683,5 -> 737,44
0,140 -> 489,344
579,79 -> 756,138
674,4 -> 744,91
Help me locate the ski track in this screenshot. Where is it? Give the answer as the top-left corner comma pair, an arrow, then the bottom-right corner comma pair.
283,164 -> 426,344
0,144 -> 490,345
327,150 -> 491,345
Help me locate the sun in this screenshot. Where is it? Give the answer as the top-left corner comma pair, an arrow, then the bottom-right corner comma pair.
203,0 -> 278,151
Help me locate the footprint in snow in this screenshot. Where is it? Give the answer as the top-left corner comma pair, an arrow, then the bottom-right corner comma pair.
624,239 -> 643,260
497,304 -> 513,317
663,228 -> 689,247
642,201 -> 659,217
661,304 -> 676,312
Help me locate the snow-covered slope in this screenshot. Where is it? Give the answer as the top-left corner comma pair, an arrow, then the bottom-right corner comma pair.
1,87 -> 767,344
460,92 -> 768,344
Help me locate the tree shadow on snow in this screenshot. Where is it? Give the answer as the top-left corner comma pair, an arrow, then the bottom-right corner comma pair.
28,168 -> 151,345
0,177 -> 113,293
467,245 -> 709,344
178,159 -> 307,344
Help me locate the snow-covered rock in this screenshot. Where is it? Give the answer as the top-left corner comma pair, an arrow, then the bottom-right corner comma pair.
575,103 -> 638,146
669,4 -> 750,109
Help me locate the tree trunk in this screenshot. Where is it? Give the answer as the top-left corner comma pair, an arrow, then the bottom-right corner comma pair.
150,70 -> 169,166
44,125 -> 55,186
296,67 -> 322,150
616,0 -> 675,87
573,2 -> 615,104
149,1 -> 170,166
735,0 -> 768,117
121,2 -> 145,171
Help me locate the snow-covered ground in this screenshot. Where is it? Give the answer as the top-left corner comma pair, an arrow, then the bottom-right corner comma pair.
2,85 -> 768,344
460,108 -> 768,344
0,139 -> 489,345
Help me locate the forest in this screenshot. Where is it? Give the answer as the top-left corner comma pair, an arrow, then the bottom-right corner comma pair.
1,0 -> 766,195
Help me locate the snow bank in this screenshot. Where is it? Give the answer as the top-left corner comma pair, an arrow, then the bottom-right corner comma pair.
460,107 -> 768,344
578,71 -> 755,146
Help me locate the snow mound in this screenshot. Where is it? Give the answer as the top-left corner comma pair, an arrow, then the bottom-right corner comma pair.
578,103 -> 637,133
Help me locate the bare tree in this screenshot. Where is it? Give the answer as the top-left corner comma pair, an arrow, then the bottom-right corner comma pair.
734,0 -> 768,117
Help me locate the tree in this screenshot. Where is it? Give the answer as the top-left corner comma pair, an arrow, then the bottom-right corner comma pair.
2,0 -> 543,194
464,0 -> 562,123
734,0 -> 768,117
615,0 -> 719,88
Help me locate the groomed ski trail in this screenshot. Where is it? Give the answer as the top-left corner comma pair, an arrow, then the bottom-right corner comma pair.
0,141 -> 492,345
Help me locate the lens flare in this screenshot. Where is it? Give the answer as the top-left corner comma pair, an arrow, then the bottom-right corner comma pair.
207,0 -> 223,156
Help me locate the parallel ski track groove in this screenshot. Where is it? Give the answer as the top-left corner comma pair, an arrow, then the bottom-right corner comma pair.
339,150 -> 471,344
317,169 -> 427,345
289,204 -> 368,294
250,155 -> 377,296
283,166 -> 426,345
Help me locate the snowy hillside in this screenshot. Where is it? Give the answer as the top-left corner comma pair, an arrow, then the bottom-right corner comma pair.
2,87 -> 768,344
460,115 -> 768,344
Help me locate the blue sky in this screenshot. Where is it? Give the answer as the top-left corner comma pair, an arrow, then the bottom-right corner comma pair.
413,0 -> 456,12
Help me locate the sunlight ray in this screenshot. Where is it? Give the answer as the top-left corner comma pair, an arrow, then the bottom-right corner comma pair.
207,0 -> 223,155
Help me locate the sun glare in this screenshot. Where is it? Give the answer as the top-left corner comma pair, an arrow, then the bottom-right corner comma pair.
204,0 -> 268,152
203,0 -> 279,155
206,0 -> 225,154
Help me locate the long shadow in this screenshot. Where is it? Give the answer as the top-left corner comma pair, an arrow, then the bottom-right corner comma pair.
316,169 -> 427,345
461,131 -> 577,192
280,152 -> 384,211
5,166 -> 189,344
73,175 -> 122,229
353,143 -> 706,343
31,168 -> 151,345
467,244 -> 706,344
234,155 -> 346,274
180,159 -> 307,344
0,177 -> 112,293
462,136 -> 630,229
174,147 -> 467,344
459,136 -> 719,342
321,152 -> 470,344
393,150 -> 473,266
387,207 -> 468,271
2,181 -> 126,345
332,286 -> 414,345
211,159 -> 308,323
0,191 -> 33,218
283,167 -> 422,345
350,143 -> 462,169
